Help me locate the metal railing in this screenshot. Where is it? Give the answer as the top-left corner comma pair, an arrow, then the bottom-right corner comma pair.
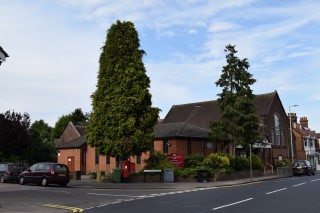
264,163 -> 273,175
276,166 -> 293,177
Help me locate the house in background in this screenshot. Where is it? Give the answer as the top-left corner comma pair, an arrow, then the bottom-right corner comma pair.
290,115 -> 318,167
154,91 -> 291,167
56,122 -> 148,174
316,133 -> 320,153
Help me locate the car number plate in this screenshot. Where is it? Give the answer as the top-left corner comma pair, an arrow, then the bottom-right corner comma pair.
59,174 -> 65,177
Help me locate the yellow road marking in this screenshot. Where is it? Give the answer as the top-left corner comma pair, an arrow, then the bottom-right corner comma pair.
43,204 -> 84,212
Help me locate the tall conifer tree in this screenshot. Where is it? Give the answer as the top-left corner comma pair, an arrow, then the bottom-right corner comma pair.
87,20 -> 160,160
210,45 -> 259,150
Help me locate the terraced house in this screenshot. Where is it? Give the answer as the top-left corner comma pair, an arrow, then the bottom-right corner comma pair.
290,114 -> 319,168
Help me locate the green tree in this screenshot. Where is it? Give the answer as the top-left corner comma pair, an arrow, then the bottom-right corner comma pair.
51,114 -> 72,141
26,120 -> 56,164
144,151 -> 173,169
51,108 -> 89,141
0,110 -> 31,161
30,120 -> 51,143
87,20 -> 160,161
210,45 -> 260,150
30,120 -> 56,162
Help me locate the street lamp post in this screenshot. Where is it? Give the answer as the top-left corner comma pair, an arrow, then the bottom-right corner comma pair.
289,105 -> 298,163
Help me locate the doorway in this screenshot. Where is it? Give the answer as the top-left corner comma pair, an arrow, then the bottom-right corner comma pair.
67,156 -> 75,172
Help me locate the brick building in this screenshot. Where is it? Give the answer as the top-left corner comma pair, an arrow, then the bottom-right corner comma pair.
290,115 -> 318,166
57,90 -> 291,173
56,122 -> 149,174
154,91 -> 291,167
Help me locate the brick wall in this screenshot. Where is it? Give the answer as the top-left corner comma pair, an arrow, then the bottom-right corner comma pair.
294,131 -> 307,160
58,149 -> 81,172
154,139 -> 217,157
79,145 -> 149,174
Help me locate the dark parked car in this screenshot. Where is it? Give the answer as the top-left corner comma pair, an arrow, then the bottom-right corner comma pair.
292,160 -> 315,176
0,163 -> 28,183
19,162 -> 70,187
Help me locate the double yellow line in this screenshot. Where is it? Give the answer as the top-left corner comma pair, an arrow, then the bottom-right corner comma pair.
43,204 -> 84,212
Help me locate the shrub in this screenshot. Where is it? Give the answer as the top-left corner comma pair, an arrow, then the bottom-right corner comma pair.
202,153 -> 230,173
175,167 -> 198,177
230,156 -> 250,171
250,154 -> 264,171
184,155 -> 205,168
276,159 -> 290,167
144,151 -> 173,169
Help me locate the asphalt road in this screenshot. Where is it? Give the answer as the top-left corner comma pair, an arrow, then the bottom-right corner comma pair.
0,175 -> 319,212
85,175 -> 320,213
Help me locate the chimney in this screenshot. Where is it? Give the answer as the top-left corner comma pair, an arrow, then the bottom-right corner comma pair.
288,113 -> 297,123
300,117 -> 308,128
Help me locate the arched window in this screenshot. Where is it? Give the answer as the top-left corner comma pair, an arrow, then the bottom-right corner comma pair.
271,129 -> 274,144
274,114 -> 280,145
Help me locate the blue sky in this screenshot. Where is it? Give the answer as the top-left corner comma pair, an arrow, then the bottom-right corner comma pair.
1,0 -> 320,131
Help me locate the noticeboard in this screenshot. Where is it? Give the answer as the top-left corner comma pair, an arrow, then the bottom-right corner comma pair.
167,153 -> 184,168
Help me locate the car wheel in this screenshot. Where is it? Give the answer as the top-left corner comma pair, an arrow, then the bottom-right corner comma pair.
0,175 -> 6,183
41,178 -> 47,187
19,177 -> 25,185
308,171 -> 312,176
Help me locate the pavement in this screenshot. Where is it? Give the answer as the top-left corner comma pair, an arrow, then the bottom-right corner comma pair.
68,174 -> 284,190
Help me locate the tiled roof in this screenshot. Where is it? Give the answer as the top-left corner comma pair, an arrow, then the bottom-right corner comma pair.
154,122 -> 209,139
56,123 -> 87,149
57,91 -> 278,143
56,135 -> 87,149
294,127 -> 317,138
155,91 -> 277,139
75,125 -> 87,136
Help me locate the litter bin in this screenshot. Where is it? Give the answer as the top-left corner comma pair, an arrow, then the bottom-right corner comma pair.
112,168 -> 122,183
197,169 -> 208,182
75,171 -> 81,180
71,171 -> 81,180
163,169 -> 174,183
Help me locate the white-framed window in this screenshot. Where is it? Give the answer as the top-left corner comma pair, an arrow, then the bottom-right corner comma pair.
271,129 -> 274,144
304,138 -> 308,147
274,114 -> 280,145
310,139 -> 314,147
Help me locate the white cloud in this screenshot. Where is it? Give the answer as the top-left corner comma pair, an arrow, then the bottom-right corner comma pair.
187,29 -> 197,35
208,21 -> 238,32
1,0 -> 320,131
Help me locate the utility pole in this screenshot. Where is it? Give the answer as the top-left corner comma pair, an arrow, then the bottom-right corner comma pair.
289,105 -> 298,163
